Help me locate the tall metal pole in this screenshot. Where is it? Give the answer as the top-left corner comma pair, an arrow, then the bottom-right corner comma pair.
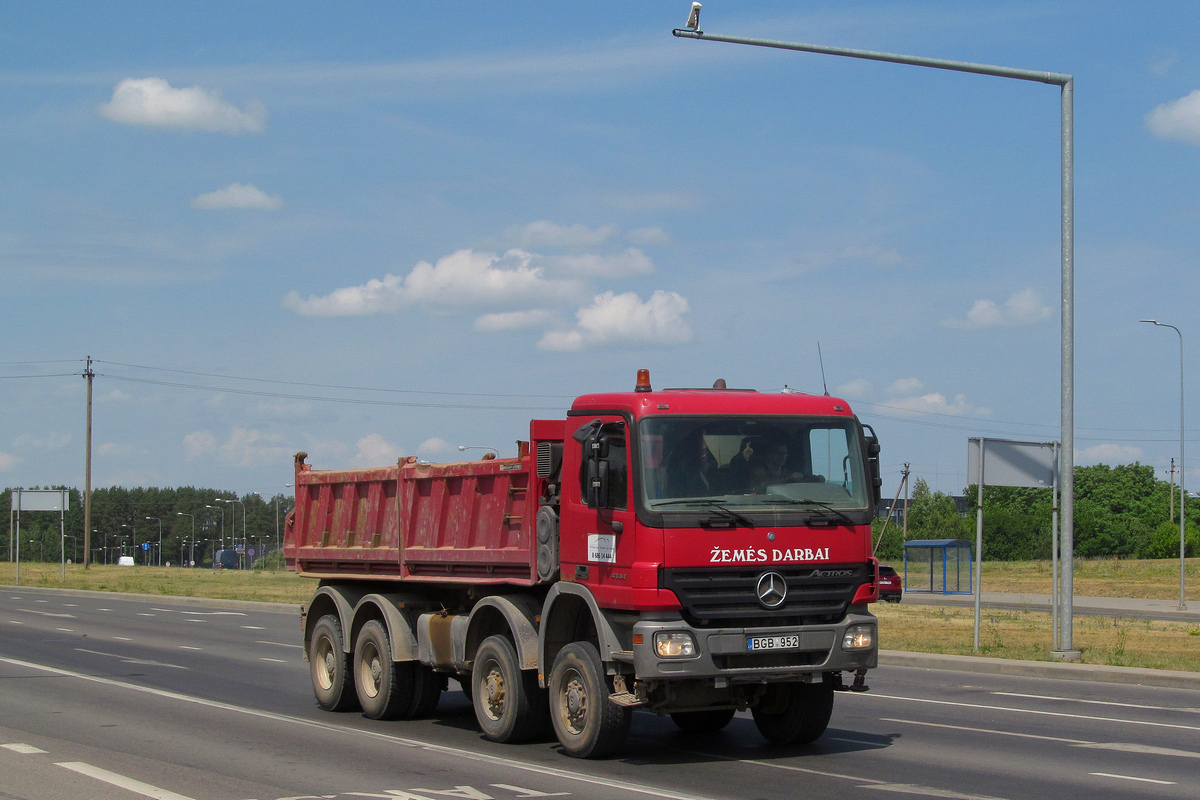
178,512 -> 195,567
83,356 -> 94,569
673,9 -> 1078,656
1140,320 -> 1186,610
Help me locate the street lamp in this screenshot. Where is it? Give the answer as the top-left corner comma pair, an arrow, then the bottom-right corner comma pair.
1141,319 -> 1187,610
145,517 -> 162,566
205,505 -> 225,550
121,523 -> 135,564
93,529 -> 106,564
672,4 -> 1079,659
215,497 -> 247,565
178,512 -> 195,567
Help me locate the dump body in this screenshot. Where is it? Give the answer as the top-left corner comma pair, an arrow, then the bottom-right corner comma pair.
286,440 -> 541,584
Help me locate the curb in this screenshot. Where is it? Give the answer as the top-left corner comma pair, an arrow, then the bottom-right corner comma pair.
0,583 -> 301,615
880,649 -> 1200,690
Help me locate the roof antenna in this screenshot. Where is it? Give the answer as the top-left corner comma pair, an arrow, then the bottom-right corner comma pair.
817,342 -> 830,396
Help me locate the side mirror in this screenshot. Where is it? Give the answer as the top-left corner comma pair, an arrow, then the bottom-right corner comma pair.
861,423 -> 883,506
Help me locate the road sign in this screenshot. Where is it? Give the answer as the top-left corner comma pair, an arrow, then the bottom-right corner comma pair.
141,542 -> 150,551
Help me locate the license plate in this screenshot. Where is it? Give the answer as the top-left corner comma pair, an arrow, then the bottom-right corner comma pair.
747,635 -> 800,651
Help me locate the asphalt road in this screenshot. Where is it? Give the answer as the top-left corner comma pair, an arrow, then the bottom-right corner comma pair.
2,587 -> 1198,800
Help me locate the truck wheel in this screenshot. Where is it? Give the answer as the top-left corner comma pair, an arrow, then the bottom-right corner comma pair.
472,635 -> 542,742
309,614 -> 358,712
354,620 -> 413,720
548,642 -> 631,758
407,664 -> 445,718
751,681 -> 834,745
670,708 -> 736,734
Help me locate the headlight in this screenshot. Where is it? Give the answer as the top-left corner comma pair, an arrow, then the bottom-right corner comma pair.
841,624 -> 874,651
654,632 -> 697,658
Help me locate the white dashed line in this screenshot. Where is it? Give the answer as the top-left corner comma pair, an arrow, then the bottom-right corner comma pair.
259,658 -> 288,663
240,626 -> 265,630
1090,772 -> 1176,785
256,641 -> 303,649
57,761 -> 197,800
179,646 -> 202,651
2,743 -> 48,754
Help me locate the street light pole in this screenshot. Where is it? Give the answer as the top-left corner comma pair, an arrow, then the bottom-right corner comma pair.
145,517 -> 162,566
1141,319 -> 1187,610
216,498 -> 247,567
673,6 -> 1078,657
205,505 -> 224,550
178,512 -> 195,567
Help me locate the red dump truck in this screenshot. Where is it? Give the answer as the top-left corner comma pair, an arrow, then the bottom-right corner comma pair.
285,370 -> 882,757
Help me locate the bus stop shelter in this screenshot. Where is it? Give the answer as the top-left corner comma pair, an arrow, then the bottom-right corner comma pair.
903,538 -> 973,594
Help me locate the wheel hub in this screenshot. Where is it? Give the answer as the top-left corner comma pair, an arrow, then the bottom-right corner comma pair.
484,667 -> 506,720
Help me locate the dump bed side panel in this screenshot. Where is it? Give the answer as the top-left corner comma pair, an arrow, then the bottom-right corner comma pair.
400,460 -> 534,583
286,452 -> 537,585
289,463 -> 403,576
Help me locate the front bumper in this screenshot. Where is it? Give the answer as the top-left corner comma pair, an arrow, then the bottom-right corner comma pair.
631,609 -> 877,684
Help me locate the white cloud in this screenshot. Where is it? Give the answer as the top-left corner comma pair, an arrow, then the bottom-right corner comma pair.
943,288 -> 1052,329
886,392 -> 980,417
100,77 -> 267,133
541,248 -> 653,278
418,438 -> 452,456
354,433 -> 402,466
507,221 -> 616,247
183,431 -> 217,458
1077,443 -> 1145,464
887,378 -> 924,396
192,183 -> 283,211
474,309 -> 557,332
0,451 -> 16,470
538,290 -> 691,351
183,427 -> 290,467
283,248 -> 581,316
1147,89 -> 1200,145
837,379 -> 871,398
627,226 -> 673,246
13,432 -> 70,450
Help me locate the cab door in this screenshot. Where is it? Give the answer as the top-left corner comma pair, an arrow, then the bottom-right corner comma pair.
559,416 -> 638,604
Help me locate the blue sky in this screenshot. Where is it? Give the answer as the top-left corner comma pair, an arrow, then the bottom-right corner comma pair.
3,1 -> 1199,500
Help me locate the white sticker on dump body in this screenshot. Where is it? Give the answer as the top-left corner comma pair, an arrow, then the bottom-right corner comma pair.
588,533 -> 617,563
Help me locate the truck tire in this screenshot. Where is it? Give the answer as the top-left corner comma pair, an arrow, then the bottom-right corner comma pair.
670,708 -> 736,734
472,635 -> 544,743
354,620 -> 414,720
407,664 -> 445,718
548,642 -> 631,758
309,614 -> 358,712
751,681 -> 834,745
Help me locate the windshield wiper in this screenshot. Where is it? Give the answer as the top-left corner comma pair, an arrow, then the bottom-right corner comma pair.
654,498 -> 756,529
759,497 -> 856,525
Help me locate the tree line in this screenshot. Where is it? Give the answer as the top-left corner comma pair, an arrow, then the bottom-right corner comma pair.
874,462 -> 1199,563
3,485 -> 293,568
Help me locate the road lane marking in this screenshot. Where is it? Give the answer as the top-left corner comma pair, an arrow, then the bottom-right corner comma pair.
256,640 -> 303,649
879,718 -> 1093,745
57,761 -> 197,799
151,608 -> 246,617
2,743 -> 48,754
2,655 -> 727,800
113,636 -> 131,641
241,625 -> 266,630
1075,742 -> 1200,759
994,691 -> 1200,714
1088,772 -> 1175,785
75,649 -> 188,670
260,657 -> 288,663
137,613 -> 156,617
856,784 -> 1006,798
882,717 -> 1200,760
56,628 -> 74,632
179,646 -> 202,651
857,692 -> 1200,733
20,610 -> 77,619
97,608 -> 112,611
9,620 -> 24,625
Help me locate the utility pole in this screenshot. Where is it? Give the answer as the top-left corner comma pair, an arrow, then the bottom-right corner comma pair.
83,356 -> 94,569
902,463 -> 910,541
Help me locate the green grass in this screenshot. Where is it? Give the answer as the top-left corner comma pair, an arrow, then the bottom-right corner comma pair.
5,557 -> 1198,671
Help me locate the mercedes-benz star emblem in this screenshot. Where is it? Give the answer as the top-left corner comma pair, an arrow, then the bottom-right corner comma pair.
756,571 -> 787,609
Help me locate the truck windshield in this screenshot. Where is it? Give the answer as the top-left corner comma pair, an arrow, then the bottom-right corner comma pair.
638,416 -> 870,512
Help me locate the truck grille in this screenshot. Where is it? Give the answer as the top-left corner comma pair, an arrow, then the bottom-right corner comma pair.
661,564 -> 867,628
